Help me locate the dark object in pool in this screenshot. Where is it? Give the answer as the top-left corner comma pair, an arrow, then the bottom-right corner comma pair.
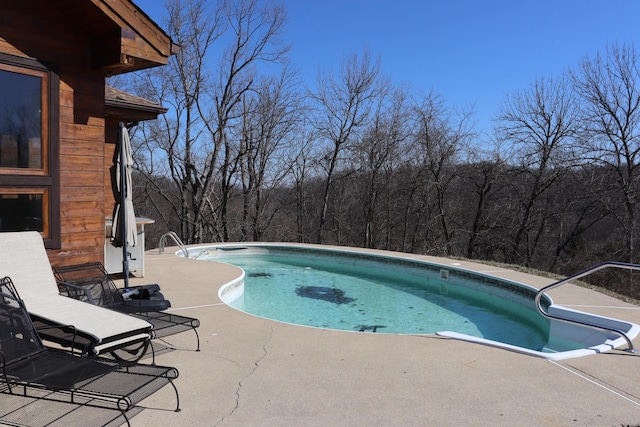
295,286 -> 355,305
249,272 -> 272,278
356,325 -> 386,333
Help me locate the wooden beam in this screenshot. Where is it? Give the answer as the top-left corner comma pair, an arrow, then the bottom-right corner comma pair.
120,26 -> 168,66
91,27 -> 168,74
89,0 -> 173,58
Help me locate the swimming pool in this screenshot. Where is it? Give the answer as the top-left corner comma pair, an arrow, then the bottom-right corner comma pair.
188,244 -> 639,360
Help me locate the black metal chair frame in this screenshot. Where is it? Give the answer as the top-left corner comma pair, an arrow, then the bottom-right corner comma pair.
0,391 -> 140,427
0,276 -> 181,423
27,316 -> 152,360
54,263 -> 200,354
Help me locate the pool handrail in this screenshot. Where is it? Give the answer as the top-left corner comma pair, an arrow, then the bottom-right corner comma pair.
158,231 -> 190,259
534,261 -> 640,354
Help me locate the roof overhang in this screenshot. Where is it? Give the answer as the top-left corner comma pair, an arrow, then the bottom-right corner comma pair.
52,0 -> 179,75
105,85 -> 167,122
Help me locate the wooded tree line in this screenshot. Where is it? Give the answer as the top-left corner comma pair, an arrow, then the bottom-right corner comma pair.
120,0 -> 640,298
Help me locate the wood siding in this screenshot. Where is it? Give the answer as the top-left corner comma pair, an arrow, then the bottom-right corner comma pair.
0,1 -> 108,267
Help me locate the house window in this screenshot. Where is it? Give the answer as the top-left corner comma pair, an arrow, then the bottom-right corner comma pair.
0,189 -> 48,233
0,54 -> 59,248
0,67 -> 44,171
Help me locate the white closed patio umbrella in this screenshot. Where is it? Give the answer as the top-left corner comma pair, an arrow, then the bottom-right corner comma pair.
111,122 -> 137,288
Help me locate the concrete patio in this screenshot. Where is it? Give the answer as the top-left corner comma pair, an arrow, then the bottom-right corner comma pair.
129,245 -> 640,426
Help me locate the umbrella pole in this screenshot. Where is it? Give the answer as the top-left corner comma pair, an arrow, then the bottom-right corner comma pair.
119,122 -> 130,289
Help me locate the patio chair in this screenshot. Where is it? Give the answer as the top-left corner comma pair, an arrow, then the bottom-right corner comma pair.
0,231 -> 153,357
54,262 -> 201,352
54,262 -> 171,313
0,275 -> 181,424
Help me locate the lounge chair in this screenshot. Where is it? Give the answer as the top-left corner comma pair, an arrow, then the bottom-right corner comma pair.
54,262 -> 171,313
0,276 -> 180,424
54,262 -> 201,352
0,231 -> 153,357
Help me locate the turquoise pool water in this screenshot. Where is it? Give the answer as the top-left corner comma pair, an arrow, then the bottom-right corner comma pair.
198,247 -> 591,353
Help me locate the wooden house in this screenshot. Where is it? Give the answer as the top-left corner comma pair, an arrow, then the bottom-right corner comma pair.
0,0 -> 176,267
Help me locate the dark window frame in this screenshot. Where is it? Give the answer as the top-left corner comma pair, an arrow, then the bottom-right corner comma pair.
0,53 -> 60,249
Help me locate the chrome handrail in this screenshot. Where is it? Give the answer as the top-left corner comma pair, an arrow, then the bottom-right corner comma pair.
535,261 -> 640,353
158,231 -> 190,258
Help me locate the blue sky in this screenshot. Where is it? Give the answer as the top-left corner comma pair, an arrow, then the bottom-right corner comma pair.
134,0 -> 640,138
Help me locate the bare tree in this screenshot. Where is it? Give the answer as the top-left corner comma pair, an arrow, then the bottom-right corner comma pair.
462,146 -> 506,259
290,136 -> 316,243
237,66 -> 305,240
126,0 -> 225,244
546,165 -> 611,270
495,75 -> 578,265
349,84 -> 409,248
572,42 -> 640,263
129,0 -> 289,244
311,50 -> 382,243
406,92 -> 473,256
197,0 -> 289,242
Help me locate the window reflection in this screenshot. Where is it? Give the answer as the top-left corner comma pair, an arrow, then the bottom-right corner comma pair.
0,70 -> 42,169
0,193 -> 44,232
